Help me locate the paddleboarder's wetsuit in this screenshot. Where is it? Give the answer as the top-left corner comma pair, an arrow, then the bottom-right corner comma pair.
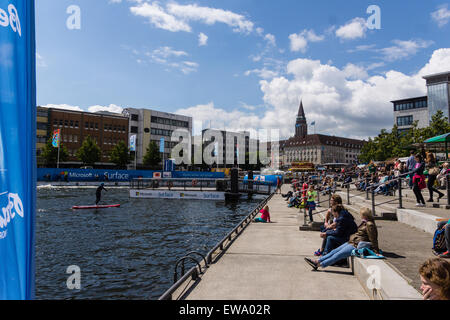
96,184 -> 107,205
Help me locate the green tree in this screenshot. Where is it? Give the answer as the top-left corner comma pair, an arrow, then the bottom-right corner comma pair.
76,136 -> 101,166
109,140 -> 132,168
143,141 -> 162,167
359,110 -> 450,163
41,137 -> 69,167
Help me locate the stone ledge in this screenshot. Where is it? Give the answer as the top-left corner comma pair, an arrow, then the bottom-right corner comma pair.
396,209 -> 441,234
352,258 -> 422,300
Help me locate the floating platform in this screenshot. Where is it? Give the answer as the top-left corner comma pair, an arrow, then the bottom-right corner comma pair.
72,204 -> 121,210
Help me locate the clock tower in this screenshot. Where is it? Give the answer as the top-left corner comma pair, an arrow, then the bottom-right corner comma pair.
295,100 -> 307,138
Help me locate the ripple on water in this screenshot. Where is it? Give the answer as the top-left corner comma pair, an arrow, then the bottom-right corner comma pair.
35,187 -> 262,299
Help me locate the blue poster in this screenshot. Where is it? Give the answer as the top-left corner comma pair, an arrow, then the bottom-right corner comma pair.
0,1 -> 36,300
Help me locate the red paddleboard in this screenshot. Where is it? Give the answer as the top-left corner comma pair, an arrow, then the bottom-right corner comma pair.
72,204 -> 121,210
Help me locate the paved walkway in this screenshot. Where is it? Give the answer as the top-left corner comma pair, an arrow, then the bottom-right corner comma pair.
186,186 -> 368,300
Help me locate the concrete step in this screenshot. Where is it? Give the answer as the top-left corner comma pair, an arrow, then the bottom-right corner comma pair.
338,191 -> 445,234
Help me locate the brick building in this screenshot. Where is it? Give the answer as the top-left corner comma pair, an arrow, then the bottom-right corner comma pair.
47,108 -> 129,165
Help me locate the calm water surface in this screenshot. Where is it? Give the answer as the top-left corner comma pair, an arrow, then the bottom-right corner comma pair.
35,186 -> 263,300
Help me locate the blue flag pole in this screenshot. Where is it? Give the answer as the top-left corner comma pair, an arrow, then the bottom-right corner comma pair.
0,0 -> 36,300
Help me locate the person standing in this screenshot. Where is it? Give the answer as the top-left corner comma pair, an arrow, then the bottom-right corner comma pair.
426,152 -> 444,202
96,183 -> 108,205
306,185 -> 318,222
276,176 -> 282,194
412,154 -> 426,207
407,150 -> 417,189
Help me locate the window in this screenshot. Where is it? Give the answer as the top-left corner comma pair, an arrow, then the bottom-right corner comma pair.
397,115 -> 413,126
131,126 -> 138,134
131,114 -> 139,121
75,121 -> 79,128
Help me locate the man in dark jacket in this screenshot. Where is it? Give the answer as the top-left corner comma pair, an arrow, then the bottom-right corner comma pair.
320,207 -> 358,255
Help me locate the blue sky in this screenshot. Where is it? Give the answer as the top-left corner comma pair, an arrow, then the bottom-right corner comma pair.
35,0 -> 450,139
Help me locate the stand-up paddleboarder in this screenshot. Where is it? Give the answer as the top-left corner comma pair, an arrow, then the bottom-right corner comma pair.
96,183 -> 107,205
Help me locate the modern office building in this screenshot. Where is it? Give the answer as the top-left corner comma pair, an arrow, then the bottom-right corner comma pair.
392,71 -> 450,131
47,108 -> 129,164
392,96 -> 429,133
123,108 -> 192,166
423,71 -> 450,121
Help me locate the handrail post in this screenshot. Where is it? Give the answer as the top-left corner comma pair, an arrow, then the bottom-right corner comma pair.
398,177 -> 403,209
447,174 -> 450,206
347,183 -> 350,205
328,192 -> 331,207
365,177 -> 369,200
317,188 -> 321,207
371,187 -> 376,217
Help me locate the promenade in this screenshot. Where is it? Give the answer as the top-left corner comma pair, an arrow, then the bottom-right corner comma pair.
185,185 -> 368,300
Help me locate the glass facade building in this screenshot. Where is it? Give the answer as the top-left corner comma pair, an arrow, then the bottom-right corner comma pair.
424,72 -> 450,121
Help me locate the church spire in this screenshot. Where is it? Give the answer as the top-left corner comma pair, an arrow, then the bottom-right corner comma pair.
295,100 -> 307,138
297,100 -> 306,119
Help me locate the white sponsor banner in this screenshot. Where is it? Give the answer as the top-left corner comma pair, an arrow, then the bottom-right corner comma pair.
130,189 -> 225,200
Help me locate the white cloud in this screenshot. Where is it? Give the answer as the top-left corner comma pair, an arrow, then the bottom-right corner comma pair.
40,103 -> 124,114
198,32 -> 208,46
264,33 -> 276,47
130,2 -> 192,33
167,3 -> 254,34
129,1 -> 255,35
431,4 -> 450,27
335,17 -> 367,40
289,29 -> 324,53
41,104 -> 83,112
88,104 -> 123,114
348,39 -> 434,63
380,39 -> 434,61
177,49 -> 450,140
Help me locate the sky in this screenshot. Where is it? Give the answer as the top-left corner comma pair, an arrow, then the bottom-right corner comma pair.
35,0 -> 450,140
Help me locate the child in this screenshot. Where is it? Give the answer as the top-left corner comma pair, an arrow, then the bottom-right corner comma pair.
255,205 -> 271,223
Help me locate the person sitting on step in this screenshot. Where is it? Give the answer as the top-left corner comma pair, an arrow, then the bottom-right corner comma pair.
305,208 -> 380,271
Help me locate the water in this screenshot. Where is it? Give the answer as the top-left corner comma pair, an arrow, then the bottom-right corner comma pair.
35,186 -> 263,300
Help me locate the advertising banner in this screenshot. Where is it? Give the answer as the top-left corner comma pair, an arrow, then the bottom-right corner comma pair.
0,1 -> 36,299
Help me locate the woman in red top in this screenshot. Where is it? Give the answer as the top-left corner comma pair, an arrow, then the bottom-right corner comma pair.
255,205 -> 271,223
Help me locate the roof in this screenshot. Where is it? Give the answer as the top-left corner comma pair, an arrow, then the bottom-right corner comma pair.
281,134 -> 366,149
424,133 -> 450,144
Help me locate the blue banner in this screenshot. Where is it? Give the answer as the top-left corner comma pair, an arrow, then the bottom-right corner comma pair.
129,134 -> 136,152
37,168 -> 225,182
0,1 -> 36,299
159,138 -> 165,153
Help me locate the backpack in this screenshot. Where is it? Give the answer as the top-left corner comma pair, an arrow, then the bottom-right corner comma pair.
351,247 -> 385,259
433,228 -> 447,254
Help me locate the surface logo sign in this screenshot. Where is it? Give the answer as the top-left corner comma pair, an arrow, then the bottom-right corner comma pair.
0,192 -> 24,240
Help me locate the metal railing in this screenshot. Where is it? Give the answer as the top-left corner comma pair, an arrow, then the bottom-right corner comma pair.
158,193 -> 274,300
131,178 -> 274,195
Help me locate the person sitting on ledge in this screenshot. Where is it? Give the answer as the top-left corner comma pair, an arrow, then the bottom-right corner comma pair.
254,205 -> 271,223
305,208 -> 380,271
419,258 -> 450,300
319,203 -> 357,256
437,219 -> 450,259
